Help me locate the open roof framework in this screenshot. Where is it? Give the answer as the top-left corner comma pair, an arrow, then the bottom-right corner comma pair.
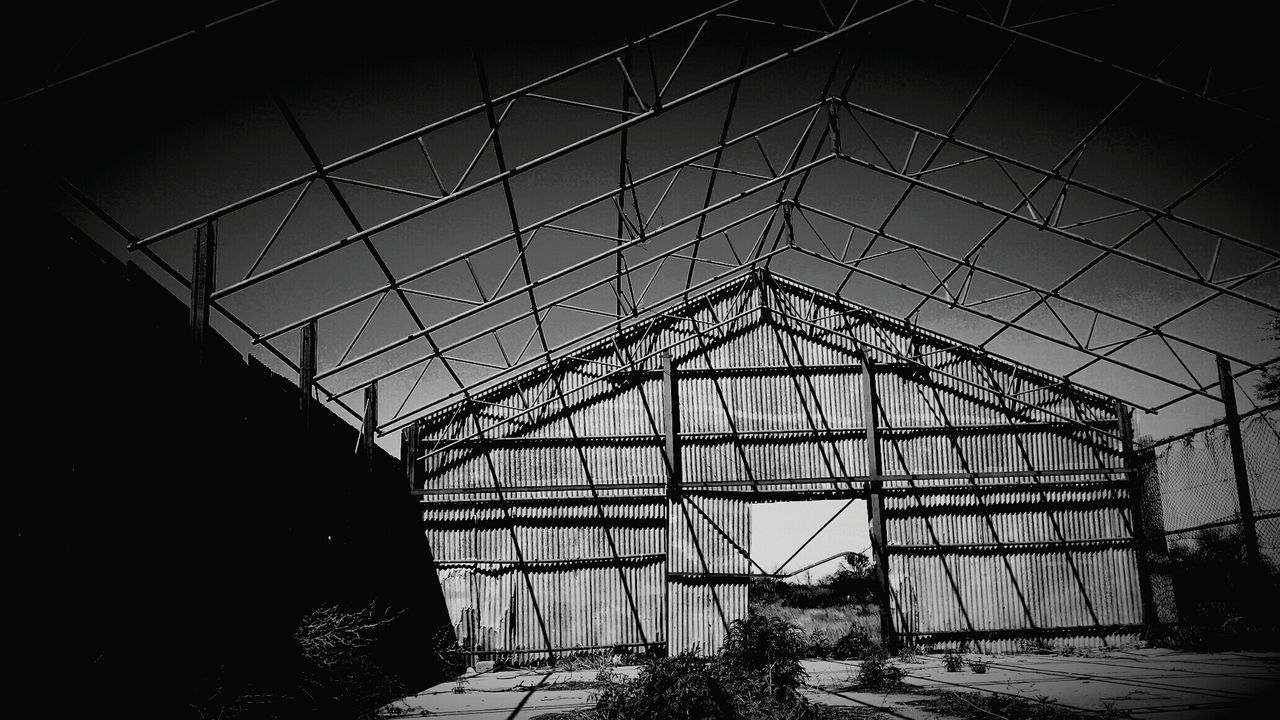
29,0 -> 1279,447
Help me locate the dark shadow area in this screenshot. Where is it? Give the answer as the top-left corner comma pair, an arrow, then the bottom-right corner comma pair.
1159,527 -> 1280,649
13,199 -> 452,717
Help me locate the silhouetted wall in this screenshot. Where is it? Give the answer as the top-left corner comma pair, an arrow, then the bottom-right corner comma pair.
14,201 -> 450,717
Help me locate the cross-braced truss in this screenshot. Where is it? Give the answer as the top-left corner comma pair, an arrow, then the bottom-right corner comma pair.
27,0 -> 1279,443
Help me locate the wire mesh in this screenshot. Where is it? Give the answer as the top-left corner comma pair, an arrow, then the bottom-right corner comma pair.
1142,409 -> 1280,637
1147,409 -> 1280,560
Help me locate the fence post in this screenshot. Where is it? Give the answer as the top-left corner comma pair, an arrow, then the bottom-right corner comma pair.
1217,355 -> 1262,578
862,353 -> 896,649
1115,399 -> 1159,632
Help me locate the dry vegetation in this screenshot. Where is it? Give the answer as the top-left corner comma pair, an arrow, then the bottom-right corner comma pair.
749,553 -> 884,656
754,605 -> 881,646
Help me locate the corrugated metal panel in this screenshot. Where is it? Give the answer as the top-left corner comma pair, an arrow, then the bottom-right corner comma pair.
414,270 -> 1136,654
668,495 -> 750,655
424,501 -> 665,656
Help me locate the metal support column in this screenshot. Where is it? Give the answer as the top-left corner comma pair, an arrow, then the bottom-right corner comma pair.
663,350 -> 680,656
1217,355 -> 1261,577
299,319 -> 317,430
862,354 -> 896,648
1116,399 -> 1158,631
189,220 -> 216,366
403,420 -> 421,492
663,351 -> 682,499
361,381 -> 378,471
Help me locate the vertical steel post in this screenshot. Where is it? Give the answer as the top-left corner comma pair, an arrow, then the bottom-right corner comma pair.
1115,399 -> 1158,630
190,219 -> 216,366
663,351 -> 680,655
615,45 -> 631,330
663,352 -> 682,499
299,319 -> 317,430
361,381 -> 378,471
861,353 -> 896,648
1217,355 -> 1261,577
403,421 -> 421,492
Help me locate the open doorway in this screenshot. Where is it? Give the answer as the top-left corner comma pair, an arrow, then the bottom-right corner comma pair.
749,499 -> 884,650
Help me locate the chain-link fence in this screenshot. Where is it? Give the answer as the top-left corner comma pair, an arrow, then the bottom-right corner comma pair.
1140,407 -> 1280,646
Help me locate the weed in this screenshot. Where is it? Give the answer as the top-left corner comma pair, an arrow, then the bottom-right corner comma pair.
1016,637 -> 1055,655
591,615 -> 815,720
942,651 -> 964,672
855,648 -> 905,689
452,677 -> 468,694
831,625 -> 878,660
808,630 -> 834,659
968,658 -> 988,674
896,642 -> 922,663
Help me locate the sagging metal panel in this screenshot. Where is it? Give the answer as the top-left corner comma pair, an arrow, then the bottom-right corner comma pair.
424,502 -> 665,656
668,495 -> 750,655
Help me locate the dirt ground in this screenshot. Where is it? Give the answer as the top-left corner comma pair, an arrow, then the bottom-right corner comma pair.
381,648 -> 1280,719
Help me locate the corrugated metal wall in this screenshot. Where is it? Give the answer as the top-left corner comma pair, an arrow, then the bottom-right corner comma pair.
667,495 -> 750,654
412,269 -> 1143,656
424,501 -> 665,657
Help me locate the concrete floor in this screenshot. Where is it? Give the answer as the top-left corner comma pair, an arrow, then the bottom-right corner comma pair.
382,649 -> 1280,719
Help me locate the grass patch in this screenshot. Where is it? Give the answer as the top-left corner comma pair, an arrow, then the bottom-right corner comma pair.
753,604 -> 880,642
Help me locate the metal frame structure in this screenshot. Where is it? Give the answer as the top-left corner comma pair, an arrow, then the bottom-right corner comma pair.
34,0 -> 1276,443
24,0 -> 1278,657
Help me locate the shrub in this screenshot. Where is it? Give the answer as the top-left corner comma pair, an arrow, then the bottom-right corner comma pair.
830,625 -> 878,660
969,658 -> 988,674
430,626 -> 469,679
855,648 -> 904,689
719,614 -> 809,705
807,631 -> 833,659
593,615 -> 814,720
895,642 -> 921,662
942,650 -> 963,672
594,650 -> 735,720
1166,527 -> 1280,649
294,602 -> 407,717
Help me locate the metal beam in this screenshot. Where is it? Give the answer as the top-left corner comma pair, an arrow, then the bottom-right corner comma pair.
403,420 -> 420,492
916,0 -> 1276,124
663,351 -> 682,500
862,353 -> 896,648
299,319 -> 316,430
796,202 -> 1266,376
361,381 -> 378,471
189,220 -> 216,368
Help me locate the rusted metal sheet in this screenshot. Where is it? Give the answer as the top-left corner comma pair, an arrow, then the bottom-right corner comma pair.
667,495 -> 750,655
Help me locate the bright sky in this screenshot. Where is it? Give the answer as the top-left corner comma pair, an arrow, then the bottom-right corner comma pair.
753,500 -> 870,583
